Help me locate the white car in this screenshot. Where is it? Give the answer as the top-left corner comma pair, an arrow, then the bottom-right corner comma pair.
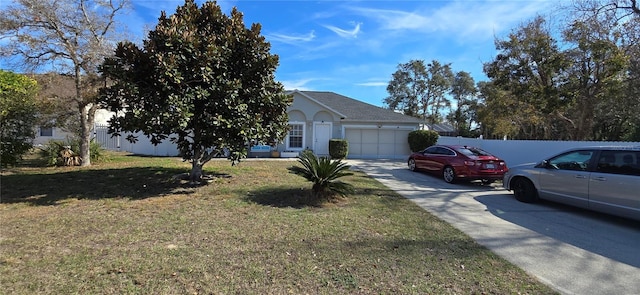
503,146 -> 640,221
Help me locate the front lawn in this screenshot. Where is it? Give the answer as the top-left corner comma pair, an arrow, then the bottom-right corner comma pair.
0,152 -> 557,294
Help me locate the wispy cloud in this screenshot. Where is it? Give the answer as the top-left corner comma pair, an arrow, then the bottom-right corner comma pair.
356,81 -> 387,87
348,1 -> 558,42
323,22 -> 362,38
426,1 -> 557,39
280,78 -> 315,91
348,7 -> 430,31
268,31 -> 316,44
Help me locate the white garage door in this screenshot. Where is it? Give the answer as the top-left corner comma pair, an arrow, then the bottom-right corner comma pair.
345,128 -> 412,159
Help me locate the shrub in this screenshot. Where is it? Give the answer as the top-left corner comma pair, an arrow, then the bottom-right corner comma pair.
0,71 -> 39,167
408,130 -> 439,152
39,140 -> 65,166
87,140 -> 106,163
300,148 -> 314,158
38,138 -> 106,166
288,152 -> 354,203
329,139 -> 348,159
1,135 -> 34,167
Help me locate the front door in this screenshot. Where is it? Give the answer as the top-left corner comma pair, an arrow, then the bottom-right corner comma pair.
313,122 -> 332,156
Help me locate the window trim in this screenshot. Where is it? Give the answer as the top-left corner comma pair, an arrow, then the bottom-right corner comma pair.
39,127 -> 54,137
286,121 -> 306,151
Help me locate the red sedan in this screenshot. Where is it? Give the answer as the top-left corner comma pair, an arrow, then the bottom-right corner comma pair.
408,145 -> 508,183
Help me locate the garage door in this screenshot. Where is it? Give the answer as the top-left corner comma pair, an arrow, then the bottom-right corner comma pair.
345,128 -> 412,159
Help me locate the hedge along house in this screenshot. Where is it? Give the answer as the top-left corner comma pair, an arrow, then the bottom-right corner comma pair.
280,90 -> 423,159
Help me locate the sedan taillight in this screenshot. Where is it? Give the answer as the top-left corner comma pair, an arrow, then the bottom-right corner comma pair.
464,160 -> 477,166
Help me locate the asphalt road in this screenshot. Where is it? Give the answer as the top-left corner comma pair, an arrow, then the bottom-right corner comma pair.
346,159 -> 640,295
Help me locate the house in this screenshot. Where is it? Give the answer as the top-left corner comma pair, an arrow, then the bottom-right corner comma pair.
33,126 -> 74,146
31,73 -> 76,146
35,90 -> 423,159
279,90 -> 423,159
33,109 -> 113,146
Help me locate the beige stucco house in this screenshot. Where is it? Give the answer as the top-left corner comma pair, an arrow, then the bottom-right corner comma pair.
281,90 -> 422,159
34,90 -> 423,159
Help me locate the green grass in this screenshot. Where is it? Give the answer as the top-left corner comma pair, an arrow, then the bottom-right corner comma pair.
0,152 -> 558,294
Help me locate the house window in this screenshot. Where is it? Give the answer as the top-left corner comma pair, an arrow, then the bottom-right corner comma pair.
287,123 -> 304,149
40,127 -> 53,137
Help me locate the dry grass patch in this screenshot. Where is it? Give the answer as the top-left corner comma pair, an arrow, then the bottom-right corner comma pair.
0,152 -> 558,294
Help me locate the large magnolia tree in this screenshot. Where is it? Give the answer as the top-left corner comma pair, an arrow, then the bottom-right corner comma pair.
0,0 -> 130,166
100,0 -> 291,183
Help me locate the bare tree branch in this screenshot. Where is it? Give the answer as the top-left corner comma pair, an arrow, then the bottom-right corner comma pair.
613,0 -> 640,15
0,0 -> 131,166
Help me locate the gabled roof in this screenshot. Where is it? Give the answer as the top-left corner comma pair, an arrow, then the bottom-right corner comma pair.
289,90 -> 423,124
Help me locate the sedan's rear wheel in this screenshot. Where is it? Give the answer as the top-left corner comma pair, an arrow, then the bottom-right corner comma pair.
512,177 -> 538,203
408,158 -> 417,171
443,166 -> 456,183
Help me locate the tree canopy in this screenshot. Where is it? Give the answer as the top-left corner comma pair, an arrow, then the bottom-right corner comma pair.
384,59 -> 454,124
479,6 -> 639,140
382,1 -> 639,141
447,71 -> 478,137
0,70 -> 39,167
0,0 -> 130,166
483,16 -> 569,139
100,0 -> 291,183
598,0 -> 640,16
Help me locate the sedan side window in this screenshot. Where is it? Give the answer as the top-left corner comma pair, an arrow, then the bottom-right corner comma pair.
424,147 -> 439,154
548,151 -> 594,171
435,147 -> 454,155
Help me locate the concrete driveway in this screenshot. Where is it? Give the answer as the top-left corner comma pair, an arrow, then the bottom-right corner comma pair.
346,159 -> 640,295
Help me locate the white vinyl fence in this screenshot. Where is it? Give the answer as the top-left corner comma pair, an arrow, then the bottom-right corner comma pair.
94,123 -> 640,165
93,124 -> 180,156
93,124 -> 120,150
437,136 -> 640,167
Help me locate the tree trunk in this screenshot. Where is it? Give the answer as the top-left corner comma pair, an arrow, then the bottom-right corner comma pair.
74,66 -> 98,167
79,103 -> 97,167
188,146 -> 217,184
190,161 -> 204,184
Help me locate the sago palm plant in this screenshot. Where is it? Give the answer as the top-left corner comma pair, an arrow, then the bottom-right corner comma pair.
288,151 -> 354,201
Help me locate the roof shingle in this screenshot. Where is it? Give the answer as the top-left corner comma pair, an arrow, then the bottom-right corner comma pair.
295,91 -> 423,123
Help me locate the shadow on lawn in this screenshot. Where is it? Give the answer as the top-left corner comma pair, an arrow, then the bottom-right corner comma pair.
1,167 -> 200,206
244,175 -> 403,209
244,186 -> 317,208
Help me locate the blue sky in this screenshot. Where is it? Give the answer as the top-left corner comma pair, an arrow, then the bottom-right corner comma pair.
7,0 -> 561,107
